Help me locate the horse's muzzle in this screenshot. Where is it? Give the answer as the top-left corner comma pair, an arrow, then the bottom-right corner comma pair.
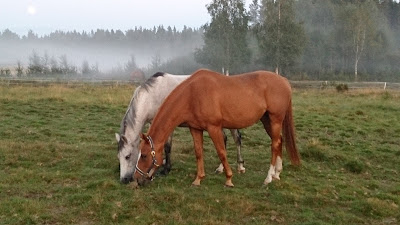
120,175 -> 133,184
136,176 -> 152,186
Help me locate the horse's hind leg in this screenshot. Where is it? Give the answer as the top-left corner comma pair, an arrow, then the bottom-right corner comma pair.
230,129 -> 245,174
189,127 -> 205,186
161,132 -> 173,175
215,129 -> 245,174
208,126 -> 234,187
261,114 -> 283,185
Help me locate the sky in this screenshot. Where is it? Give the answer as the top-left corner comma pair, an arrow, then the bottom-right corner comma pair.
0,0 -> 241,36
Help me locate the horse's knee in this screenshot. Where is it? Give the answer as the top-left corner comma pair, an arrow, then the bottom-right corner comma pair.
217,150 -> 227,160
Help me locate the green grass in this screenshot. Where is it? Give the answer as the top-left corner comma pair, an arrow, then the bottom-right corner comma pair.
0,84 -> 399,224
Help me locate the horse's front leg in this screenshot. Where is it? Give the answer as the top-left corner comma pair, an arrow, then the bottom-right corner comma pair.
161,132 -> 174,175
209,126 -> 234,187
189,127 -> 205,186
215,129 -> 227,174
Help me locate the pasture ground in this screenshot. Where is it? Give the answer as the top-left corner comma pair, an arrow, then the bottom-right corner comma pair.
0,84 -> 399,225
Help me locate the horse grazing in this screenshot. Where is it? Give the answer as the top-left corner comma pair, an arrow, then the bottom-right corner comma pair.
115,72 -> 244,184
135,69 -> 300,187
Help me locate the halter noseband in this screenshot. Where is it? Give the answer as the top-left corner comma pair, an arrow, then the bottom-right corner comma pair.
135,135 -> 160,181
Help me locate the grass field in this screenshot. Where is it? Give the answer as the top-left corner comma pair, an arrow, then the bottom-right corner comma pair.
0,84 -> 399,225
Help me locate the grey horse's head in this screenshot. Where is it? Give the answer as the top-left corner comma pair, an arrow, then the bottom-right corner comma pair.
115,133 -> 140,184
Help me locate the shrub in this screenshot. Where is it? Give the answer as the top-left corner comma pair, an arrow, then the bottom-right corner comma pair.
336,83 -> 349,92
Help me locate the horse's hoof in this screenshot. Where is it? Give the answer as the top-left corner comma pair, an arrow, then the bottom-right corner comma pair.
263,176 -> 272,185
191,183 -> 201,188
159,169 -> 169,176
191,184 -> 200,188
237,168 -> 246,174
215,169 -> 224,174
224,184 -> 234,188
224,180 -> 234,187
215,164 -> 224,174
192,179 -> 201,186
237,164 -> 246,174
272,175 -> 280,180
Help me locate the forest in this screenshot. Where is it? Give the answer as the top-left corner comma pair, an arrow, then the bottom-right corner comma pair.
1,0 -> 399,82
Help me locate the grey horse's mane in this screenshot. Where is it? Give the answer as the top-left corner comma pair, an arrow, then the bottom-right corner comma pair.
141,72 -> 165,92
118,72 -> 165,151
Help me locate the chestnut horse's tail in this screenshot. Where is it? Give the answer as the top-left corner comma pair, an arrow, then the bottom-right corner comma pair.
283,99 -> 301,165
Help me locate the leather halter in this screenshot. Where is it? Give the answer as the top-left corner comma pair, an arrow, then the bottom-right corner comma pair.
135,136 -> 160,181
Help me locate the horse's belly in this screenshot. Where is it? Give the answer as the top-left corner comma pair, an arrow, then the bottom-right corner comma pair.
220,105 -> 266,129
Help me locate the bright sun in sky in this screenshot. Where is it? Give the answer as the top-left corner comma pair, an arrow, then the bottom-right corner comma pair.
27,5 -> 37,16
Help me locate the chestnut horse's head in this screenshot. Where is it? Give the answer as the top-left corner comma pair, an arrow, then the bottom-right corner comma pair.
134,134 -> 161,186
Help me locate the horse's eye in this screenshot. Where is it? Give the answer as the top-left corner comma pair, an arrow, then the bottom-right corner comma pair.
125,154 -> 131,160
141,154 -> 147,159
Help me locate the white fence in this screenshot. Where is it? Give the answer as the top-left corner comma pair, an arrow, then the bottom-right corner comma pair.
290,81 -> 400,90
0,78 -> 138,87
1,78 -> 400,90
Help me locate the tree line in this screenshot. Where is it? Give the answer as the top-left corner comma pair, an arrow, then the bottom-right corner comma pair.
0,25 -> 203,49
1,0 -> 400,81
196,0 -> 400,81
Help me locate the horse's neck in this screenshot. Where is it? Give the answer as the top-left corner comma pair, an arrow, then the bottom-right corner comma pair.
121,92 -> 148,146
125,74 -> 190,149
147,92 -> 188,152
123,117 -> 145,146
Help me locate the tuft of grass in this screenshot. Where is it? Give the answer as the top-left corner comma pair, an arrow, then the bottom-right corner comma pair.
344,160 -> 364,174
302,138 -> 329,162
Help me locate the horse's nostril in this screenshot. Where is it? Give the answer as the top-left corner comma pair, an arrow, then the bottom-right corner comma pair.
121,177 -> 129,184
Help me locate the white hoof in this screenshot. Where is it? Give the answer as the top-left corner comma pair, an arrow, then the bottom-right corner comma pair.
215,164 -> 224,174
264,164 -> 276,185
263,176 -> 273,185
237,164 -> 246,174
272,174 -> 280,180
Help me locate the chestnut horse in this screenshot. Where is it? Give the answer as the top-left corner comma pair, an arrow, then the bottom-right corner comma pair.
135,69 -> 300,187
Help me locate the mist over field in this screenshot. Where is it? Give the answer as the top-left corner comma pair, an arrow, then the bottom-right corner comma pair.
1,0 -> 400,81
0,30 -> 203,72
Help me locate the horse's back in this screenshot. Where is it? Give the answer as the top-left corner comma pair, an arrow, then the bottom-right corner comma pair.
182,69 -> 292,129
190,69 -> 290,91
189,69 -> 291,104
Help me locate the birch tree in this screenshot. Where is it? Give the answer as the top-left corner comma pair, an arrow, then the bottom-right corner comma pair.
195,0 -> 250,73
255,0 -> 305,74
336,0 -> 379,81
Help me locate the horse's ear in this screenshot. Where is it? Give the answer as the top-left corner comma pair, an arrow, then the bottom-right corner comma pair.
121,135 -> 128,144
115,133 -> 120,142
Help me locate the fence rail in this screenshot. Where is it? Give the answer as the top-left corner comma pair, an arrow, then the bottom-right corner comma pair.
290,80 -> 400,90
0,78 -> 138,87
1,78 -> 400,90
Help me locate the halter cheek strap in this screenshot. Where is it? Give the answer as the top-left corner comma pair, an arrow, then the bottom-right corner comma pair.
135,136 -> 160,180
